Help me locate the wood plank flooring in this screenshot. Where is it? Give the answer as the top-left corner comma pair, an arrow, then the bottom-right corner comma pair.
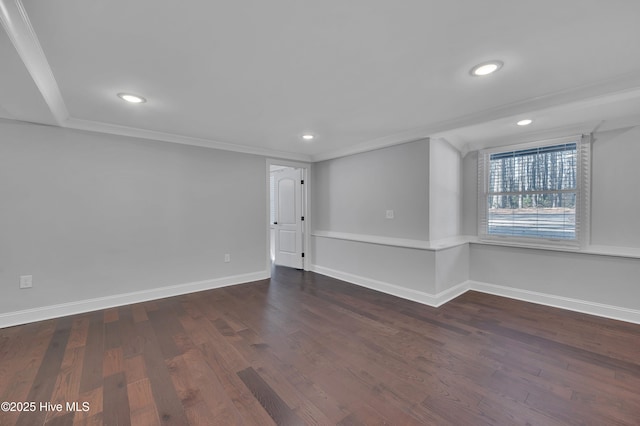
1,266 -> 639,425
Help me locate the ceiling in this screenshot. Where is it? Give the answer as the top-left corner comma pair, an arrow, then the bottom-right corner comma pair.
1,0 -> 639,161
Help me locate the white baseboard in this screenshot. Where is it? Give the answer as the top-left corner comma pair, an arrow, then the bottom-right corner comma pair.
309,265 -> 469,307
5,268 -> 639,329
469,281 -> 640,325
309,265 -> 640,325
0,270 -> 270,329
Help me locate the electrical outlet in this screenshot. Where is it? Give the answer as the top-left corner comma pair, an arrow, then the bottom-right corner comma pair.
385,210 -> 394,219
224,254 -> 231,263
20,275 -> 33,289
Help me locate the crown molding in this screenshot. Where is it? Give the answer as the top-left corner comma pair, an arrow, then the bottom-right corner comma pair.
0,0 -> 69,125
4,0 -> 640,163
311,134 -> 432,162
0,0 -> 311,161
312,72 -> 640,162
454,87 -> 640,155
65,117 -> 312,161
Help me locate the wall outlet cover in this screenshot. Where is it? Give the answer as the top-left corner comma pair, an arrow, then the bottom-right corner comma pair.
19,275 -> 33,289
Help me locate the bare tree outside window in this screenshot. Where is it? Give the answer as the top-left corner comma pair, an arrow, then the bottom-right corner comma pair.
479,136 -> 589,247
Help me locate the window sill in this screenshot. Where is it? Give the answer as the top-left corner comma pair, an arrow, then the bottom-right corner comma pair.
478,235 -> 580,250
470,238 -> 640,260
311,231 -> 470,251
312,231 -> 640,259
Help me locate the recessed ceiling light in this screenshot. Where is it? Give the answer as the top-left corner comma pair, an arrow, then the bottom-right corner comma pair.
117,93 -> 146,103
301,134 -> 315,141
470,60 -> 503,77
517,119 -> 533,126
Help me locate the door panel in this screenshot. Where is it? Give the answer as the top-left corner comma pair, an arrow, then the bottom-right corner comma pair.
278,229 -> 297,253
273,168 -> 303,269
277,179 -> 295,224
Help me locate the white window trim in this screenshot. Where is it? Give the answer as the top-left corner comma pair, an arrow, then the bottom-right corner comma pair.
478,134 -> 591,250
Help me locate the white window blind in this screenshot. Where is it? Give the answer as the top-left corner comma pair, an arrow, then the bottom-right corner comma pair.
478,135 -> 590,247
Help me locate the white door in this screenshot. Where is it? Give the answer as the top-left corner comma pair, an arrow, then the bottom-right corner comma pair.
273,168 -> 303,269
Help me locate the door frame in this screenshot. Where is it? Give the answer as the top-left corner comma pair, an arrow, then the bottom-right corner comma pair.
266,158 -> 311,273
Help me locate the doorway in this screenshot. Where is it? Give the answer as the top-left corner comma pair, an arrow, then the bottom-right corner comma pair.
266,159 -> 310,272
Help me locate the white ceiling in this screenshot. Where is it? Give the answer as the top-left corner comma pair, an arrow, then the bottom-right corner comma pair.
1,0 -> 639,161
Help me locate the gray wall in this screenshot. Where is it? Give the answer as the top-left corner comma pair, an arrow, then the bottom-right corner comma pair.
590,126 -> 640,248
4,117 -> 638,323
0,120 -> 267,314
313,237 -> 436,293
312,139 -> 430,240
310,138 -> 469,299
429,138 -> 461,240
470,244 -> 640,311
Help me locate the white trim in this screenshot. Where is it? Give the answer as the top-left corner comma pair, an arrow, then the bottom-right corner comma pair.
0,270 -> 269,329
480,134 -> 581,155
3,265 -> 640,329
0,1 -> 311,161
0,0 -> 69,125
477,134 -> 588,249
4,0 -> 640,162
309,263 -> 640,325
310,265 -> 469,308
470,239 -> 640,260
312,230 -> 471,251
578,134 -> 591,248
266,159 -> 312,271
311,77 -> 640,161
582,244 -> 640,259
469,280 -> 640,325
66,118 -> 312,162
455,88 -> 640,156
314,231 -> 640,259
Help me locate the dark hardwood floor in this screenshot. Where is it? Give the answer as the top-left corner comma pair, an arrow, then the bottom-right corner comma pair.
1,266 -> 639,425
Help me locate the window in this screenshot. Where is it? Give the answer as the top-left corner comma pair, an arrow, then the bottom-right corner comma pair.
478,135 -> 590,247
